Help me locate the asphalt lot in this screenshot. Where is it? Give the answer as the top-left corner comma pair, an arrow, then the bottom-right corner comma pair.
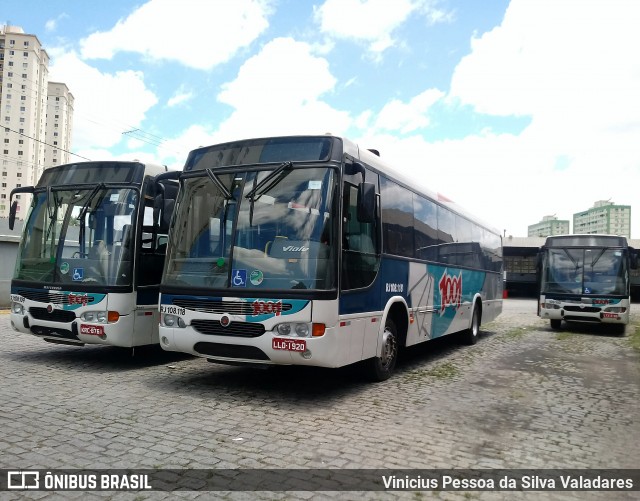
0,299 -> 639,500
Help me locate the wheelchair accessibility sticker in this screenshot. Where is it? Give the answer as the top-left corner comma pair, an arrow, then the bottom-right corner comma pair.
232,269 -> 247,287
72,268 -> 84,281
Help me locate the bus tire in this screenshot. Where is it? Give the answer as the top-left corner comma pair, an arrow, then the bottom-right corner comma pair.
364,318 -> 398,382
550,319 -> 562,330
613,324 -> 626,336
462,304 -> 481,345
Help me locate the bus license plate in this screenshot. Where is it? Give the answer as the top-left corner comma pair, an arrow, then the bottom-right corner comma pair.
80,324 -> 105,336
272,338 -> 306,352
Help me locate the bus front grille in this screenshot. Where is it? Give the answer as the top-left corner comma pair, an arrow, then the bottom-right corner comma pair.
563,315 -> 601,323
193,342 -> 270,361
191,320 -> 265,338
30,325 -> 78,340
173,298 -> 292,315
564,306 -> 601,313
16,289 -> 96,306
29,307 -> 77,323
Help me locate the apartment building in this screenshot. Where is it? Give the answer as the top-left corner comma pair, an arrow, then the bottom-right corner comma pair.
0,25 -> 73,219
527,215 -> 570,237
573,200 -> 631,237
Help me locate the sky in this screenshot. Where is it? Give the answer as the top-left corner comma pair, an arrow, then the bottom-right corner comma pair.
4,0 -> 640,237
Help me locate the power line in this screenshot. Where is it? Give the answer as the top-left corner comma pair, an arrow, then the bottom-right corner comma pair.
4,126 -> 91,161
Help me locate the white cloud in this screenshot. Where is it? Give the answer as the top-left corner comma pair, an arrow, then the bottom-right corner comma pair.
215,37 -> 351,140
80,0 -> 272,70
45,13 -> 69,32
167,86 -> 194,107
373,88 -> 445,133
48,51 -> 158,150
441,0 -> 640,237
315,0 -> 452,54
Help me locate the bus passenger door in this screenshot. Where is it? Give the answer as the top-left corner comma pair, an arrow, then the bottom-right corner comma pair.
339,166 -> 381,362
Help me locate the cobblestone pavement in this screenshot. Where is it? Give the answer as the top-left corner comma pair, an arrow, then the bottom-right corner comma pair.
0,299 -> 639,500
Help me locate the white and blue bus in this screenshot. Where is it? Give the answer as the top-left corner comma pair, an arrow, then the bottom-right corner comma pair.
9,161 -> 177,348
538,234 -> 636,334
158,135 -> 503,380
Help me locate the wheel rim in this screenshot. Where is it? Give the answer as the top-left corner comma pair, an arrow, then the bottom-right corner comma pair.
380,327 -> 397,370
471,310 -> 479,338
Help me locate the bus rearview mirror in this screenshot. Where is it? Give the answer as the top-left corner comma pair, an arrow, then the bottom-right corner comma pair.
357,182 -> 376,223
8,200 -> 18,230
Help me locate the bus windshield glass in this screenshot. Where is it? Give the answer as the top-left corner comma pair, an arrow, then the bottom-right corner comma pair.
542,247 -> 628,295
14,186 -> 139,286
163,166 -> 337,291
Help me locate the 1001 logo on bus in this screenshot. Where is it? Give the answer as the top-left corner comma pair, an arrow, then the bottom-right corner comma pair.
252,300 -> 283,317
439,270 -> 462,313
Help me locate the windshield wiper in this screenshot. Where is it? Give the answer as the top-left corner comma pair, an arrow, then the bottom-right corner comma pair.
245,161 -> 293,227
206,169 -> 233,199
589,248 -> 608,268
245,161 -> 293,201
76,183 -> 105,222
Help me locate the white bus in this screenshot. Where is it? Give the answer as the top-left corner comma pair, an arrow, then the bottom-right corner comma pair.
538,234 -> 636,333
9,161 -> 177,347
158,135 -> 503,380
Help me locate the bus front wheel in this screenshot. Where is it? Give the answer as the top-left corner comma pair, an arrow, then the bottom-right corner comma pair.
364,318 -> 398,382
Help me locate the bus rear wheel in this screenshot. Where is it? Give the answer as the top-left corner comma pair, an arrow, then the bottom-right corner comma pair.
364,318 -> 398,382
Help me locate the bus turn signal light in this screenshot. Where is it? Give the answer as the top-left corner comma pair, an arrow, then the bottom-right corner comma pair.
312,323 -> 326,337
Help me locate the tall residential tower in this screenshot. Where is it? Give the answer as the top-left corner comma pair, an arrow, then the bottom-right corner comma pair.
0,25 -> 74,219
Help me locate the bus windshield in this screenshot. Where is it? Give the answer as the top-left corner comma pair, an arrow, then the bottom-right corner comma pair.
163,166 -> 337,291
542,247 -> 628,295
14,186 -> 138,286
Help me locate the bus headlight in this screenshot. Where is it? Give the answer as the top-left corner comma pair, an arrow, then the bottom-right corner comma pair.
604,306 -> 627,313
274,323 -> 325,338
11,302 -> 24,315
80,311 -> 119,323
162,313 -> 186,328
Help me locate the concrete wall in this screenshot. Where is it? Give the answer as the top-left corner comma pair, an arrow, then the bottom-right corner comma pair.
0,235 -> 20,308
